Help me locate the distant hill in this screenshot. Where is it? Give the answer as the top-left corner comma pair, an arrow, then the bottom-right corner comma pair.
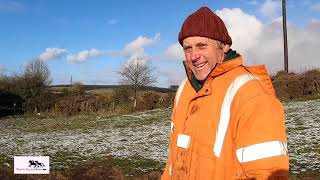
50,84 -> 177,93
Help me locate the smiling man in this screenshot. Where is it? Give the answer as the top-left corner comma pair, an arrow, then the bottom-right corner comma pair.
162,7 -> 289,180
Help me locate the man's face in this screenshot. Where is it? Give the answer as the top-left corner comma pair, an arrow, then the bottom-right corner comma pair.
183,36 -> 229,81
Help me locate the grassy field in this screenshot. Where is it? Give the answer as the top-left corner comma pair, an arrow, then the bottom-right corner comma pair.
0,108 -> 171,177
0,99 -> 320,178
284,99 -> 320,174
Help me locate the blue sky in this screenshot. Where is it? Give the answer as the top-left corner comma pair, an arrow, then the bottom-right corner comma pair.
0,0 -> 319,87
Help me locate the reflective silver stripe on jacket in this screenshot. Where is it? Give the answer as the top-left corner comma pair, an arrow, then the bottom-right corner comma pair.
213,73 -> 258,157
236,141 -> 288,163
174,78 -> 188,108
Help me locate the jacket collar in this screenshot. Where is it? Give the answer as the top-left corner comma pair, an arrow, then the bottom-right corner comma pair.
207,55 -> 243,78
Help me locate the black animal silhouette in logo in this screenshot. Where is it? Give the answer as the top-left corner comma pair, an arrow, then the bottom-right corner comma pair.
28,160 -> 45,168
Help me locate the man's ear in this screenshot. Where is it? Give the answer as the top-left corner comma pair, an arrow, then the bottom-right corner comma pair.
223,44 -> 230,53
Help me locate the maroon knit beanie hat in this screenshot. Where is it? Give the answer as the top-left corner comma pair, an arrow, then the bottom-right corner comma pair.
178,6 -> 232,46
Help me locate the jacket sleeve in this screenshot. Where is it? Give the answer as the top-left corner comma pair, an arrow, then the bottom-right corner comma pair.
161,107 -> 175,180
161,154 -> 172,180
161,119 -> 174,180
162,79 -> 188,179
234,94 -> 289,180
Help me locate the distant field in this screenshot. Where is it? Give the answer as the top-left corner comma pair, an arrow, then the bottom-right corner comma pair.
86,88 -> 115,95
49,84 -> 176,93
0,99 -> 320,176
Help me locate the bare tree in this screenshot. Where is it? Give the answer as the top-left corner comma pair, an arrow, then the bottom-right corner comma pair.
118,58 -> 157,107
0,59 -> 53,113
24,58 -> 51,86
22,59 -> 52,112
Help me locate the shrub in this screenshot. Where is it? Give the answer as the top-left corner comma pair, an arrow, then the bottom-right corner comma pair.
272,69 -> 320,101
111,86 -> 132,105
0,59 -> 53,113
71,82 -> 85,95
137,91 -> 160,111
53,94 -> 113,116
303,69 -> 320,94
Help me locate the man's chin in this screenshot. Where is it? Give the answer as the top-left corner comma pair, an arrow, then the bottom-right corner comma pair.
194,74 -> 207,81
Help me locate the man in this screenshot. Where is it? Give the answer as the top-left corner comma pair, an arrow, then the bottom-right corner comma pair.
162,7 -> 288,180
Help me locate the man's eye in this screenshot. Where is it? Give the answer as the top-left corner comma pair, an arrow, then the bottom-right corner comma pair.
198,44 -> 207,49
183,47 -> 191,51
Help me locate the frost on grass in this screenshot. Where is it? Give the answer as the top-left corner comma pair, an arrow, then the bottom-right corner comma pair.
1,99 -> 320,174
0,108 -> 171,172
284,99 -> 320,174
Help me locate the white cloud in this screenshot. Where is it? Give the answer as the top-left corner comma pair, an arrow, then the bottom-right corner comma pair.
248,0 -> 258,5
85,78 -> 116,85
240,0 -> 258,5
310,18 -> 320,23
163,43 -> 184,61
107,18 -> 119,25
38,48 -> 67,62
215,8 -> 320,74
302,0 -> 312,6
284,21 -> 320,72
123,33 -> 160,56
157,67 -> 185,86
310,2 -> 320,11
0,65 -> 8,73
113,33 -> 160,61
260,0 -> 281,19
66,34 -> 161,64
217,8 -> 263,55
0,0 -> 23,12
67,49 -> 102,63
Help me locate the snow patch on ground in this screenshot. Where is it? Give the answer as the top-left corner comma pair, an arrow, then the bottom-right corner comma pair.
1,100 -> 319,173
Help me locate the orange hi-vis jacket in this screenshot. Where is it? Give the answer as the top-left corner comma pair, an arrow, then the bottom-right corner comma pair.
161,56 -> 289,180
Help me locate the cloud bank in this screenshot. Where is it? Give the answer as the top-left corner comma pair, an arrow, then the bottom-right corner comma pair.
157,67 -> 185,86
38,48 -> 67,62
311,2 -> 320,11
121,33 -> 160,61
260,0 -> 281,19
67,49 -> 102,63
0,65 -> 7,73
216,7 -> 320,74
163,43 -> 184,61
0,0 -> 23,12
39,34 -> 161,65
107,18 -> 119,25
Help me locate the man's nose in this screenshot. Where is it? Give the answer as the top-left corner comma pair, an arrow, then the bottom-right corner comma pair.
191,47 -> 200,61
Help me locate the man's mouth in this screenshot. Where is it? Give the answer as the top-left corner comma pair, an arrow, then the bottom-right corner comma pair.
194,62 -> 207,70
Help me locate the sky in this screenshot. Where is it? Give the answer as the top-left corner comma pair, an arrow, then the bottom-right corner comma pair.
0,0 -> 319,88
